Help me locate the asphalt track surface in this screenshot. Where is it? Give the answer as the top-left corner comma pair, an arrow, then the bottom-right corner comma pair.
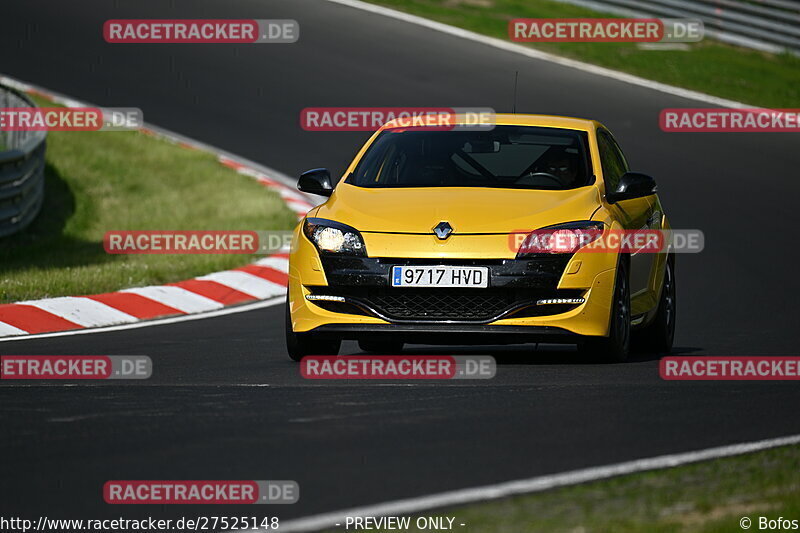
2,0 -> 800,525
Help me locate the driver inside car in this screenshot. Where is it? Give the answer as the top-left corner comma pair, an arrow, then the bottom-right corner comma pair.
538,148 -> 579,186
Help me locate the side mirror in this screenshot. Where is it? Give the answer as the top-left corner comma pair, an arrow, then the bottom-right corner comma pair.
606,172 -> 657,203
298,168 -> 334,197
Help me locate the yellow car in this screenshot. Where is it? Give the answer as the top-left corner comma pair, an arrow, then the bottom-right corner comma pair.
286,114 -> 675,362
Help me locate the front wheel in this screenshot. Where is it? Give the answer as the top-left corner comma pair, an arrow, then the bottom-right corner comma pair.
285,296 -> 340,362
578,259 -> 631,363
634,255 -> 676,354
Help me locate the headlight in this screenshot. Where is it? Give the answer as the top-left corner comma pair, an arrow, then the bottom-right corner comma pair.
303,218 -> 367,256
516,221 -> 605,257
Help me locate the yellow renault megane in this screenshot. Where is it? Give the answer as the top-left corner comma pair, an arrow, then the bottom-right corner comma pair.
286,114 -> 675,362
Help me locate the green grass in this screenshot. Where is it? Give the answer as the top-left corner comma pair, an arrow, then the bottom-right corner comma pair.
326,444 -> 800,532
364,0 -> 800,108
0,97 -> 297,303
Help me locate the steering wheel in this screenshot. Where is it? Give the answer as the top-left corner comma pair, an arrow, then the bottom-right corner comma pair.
517,172 -> 564,187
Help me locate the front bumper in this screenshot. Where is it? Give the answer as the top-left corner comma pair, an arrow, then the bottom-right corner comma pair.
306,323 -> 581,344
288,228 -> 618,339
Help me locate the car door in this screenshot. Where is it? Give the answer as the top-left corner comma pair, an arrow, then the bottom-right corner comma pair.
597,129 -> 657,312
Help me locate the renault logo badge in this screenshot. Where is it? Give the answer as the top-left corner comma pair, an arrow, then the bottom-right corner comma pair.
433,221 -> 453,240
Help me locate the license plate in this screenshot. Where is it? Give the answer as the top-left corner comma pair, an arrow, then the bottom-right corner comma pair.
391,266 -> 489,288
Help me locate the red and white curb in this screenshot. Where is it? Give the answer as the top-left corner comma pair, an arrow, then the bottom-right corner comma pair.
0,74 -> 316,338
217,156 -> 313,216
0,255 -> 290,337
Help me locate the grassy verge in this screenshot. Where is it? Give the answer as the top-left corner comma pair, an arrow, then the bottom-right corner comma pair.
0,97 -> 297,303
364,0 -> 800,108
326,444 -> 800,532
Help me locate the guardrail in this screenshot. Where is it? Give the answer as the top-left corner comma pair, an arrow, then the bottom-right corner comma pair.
0,84 -> 46,238
550,0 -> 800,54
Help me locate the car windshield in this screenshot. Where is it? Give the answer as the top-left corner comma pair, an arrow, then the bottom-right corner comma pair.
348,125 -> 593,190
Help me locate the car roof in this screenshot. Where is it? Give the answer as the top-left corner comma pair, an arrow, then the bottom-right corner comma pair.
379,113 -> 603,133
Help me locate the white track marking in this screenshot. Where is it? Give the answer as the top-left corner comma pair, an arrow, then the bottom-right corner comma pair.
323,0 -> 750,108
0,296 -> 285,343
275,187 -> 313,204
253,257 -> 290,272
0,322 -> 27,336
274,433 -> 800,532
17,297 -> 139,328
286,200 -> 313,212
119,286 -> 224,313
196,271 -> 286,299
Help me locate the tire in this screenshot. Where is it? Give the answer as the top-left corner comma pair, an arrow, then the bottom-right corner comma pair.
285,296 -> 340,362
358,339 -> 404,354
579,259 -> 631,363
634,255 -> 676,355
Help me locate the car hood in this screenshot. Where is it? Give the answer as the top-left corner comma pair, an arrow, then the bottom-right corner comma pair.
312,184 -> 601,234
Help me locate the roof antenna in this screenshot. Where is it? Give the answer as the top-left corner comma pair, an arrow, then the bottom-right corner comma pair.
512,70 -> 519,114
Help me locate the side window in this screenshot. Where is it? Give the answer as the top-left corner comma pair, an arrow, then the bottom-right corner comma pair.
597,130 -> 629,192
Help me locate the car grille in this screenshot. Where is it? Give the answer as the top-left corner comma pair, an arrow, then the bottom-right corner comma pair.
309,287 -> 583,323
370,288 -> 512,321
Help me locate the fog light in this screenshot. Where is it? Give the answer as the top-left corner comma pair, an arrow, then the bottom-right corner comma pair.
305,294 -> 346,302
536,298 -> 585,305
